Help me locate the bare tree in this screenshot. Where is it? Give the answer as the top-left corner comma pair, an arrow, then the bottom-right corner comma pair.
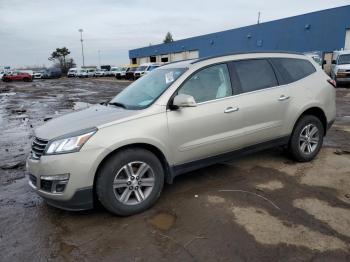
48,47 -> 75,73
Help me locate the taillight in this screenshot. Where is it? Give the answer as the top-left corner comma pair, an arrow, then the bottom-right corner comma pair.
327,79 -> 337,88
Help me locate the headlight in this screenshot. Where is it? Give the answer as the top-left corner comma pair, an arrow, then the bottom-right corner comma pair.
45,128 -> 97,155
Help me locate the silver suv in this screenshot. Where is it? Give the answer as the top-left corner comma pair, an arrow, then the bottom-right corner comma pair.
27,52 -> 336,215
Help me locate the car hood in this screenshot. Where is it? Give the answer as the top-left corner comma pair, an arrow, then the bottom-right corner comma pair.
35,104 -> 139,140
336,64 -> 350,70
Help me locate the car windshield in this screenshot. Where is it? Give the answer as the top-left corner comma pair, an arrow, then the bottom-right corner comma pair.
110,68 -> 186,110
338,54 -> 350,65
128,67 -> 138,72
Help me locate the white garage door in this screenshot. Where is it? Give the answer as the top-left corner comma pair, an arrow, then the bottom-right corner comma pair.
139,57 -> 148,64
345,29 -> 350,50
172,52 -> 184,62
187,50 -> 199,59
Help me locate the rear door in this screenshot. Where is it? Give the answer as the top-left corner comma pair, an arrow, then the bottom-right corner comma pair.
230,59 -> 292,146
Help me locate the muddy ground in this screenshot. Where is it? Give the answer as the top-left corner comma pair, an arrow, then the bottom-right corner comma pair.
0,78 -> 349,262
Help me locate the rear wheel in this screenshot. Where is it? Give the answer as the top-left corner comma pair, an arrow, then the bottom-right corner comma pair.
288,115 -> 324,162
96,148 -> 164,216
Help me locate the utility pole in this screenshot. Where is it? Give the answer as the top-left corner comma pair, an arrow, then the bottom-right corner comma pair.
257,12 -> 261,24
78,29 -> 85,67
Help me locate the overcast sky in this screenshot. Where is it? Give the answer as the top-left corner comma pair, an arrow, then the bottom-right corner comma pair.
0,0 -> 349,68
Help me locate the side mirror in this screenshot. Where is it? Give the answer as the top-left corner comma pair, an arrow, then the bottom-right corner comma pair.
332,60 -> 336,65
172,94 -> 197,108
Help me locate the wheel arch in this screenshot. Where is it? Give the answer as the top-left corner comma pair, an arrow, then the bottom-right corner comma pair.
93,143 -> 173,197
293,107 -> 328,135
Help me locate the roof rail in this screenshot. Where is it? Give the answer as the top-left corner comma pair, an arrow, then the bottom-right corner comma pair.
191,51 -> 304,64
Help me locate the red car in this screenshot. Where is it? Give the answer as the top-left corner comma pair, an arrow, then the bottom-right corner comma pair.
2,71 -> 33,82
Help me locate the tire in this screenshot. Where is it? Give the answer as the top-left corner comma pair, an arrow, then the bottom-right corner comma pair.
288,115 -> 324,162
96,148 -> 164,216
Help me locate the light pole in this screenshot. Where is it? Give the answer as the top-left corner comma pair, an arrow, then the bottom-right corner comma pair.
78,29 -> 85,67
98,50 -> 101,67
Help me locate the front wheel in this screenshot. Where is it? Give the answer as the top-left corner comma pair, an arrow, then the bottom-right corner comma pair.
96,148 -> 164,216
288,115 -> 324,162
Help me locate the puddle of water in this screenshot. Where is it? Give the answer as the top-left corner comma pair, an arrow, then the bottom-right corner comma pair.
149,213 -> 176,231
255,180 -> 284,191
232,206 -> 347,251
294,198 -> 350,238
0,92 -> 16,96
207,195 -> 226,204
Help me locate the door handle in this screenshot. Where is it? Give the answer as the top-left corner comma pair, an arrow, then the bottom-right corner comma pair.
278,95 -> 290,101
224,107 -> 239,113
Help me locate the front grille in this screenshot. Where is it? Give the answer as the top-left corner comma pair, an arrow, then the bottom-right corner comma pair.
31,137 -> 48,160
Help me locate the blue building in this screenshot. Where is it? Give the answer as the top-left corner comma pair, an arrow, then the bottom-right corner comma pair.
129,5 -> 350,66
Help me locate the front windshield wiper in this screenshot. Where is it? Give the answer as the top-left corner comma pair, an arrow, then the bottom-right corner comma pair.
108,102 -> 127,109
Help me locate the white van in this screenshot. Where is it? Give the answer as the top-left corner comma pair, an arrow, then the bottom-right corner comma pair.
67,68 -> 78,77
134,63 -> 162,79
108,67 -> 120,77
331,50 -> 350,85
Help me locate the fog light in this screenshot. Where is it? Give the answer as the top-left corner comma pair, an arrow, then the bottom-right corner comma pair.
40,174 -> 69,193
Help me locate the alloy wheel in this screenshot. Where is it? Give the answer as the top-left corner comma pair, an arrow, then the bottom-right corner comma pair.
113,161 -> 155,205
299,124 -> 319,155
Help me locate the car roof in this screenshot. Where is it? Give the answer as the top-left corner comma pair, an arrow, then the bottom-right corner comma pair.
160,59 -> 196,69
161,51 -> 307,69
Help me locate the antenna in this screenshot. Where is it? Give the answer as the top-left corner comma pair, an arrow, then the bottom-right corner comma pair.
257,12 -> 261,24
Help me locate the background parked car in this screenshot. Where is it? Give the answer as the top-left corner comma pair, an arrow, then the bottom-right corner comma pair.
94,69 -> 107,77
2,71 -> 32,82
115,67 -> 128,79
331,50 -> 350,85
87,68 -> 96,77
134,63 -> 162,79
78,68 -> 96,78
124,66 -> 139,80
78,69 -> 88,78
67,68 -> 78,77
0,71 -> 5,80
41,68 -> 62,79
33,71 -> 44,79
108,66 -> 120,76
19,70 -> 34,78
100,65 -> 111,72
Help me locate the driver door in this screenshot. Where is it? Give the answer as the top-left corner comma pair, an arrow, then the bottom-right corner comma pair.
166,63 -> 246,165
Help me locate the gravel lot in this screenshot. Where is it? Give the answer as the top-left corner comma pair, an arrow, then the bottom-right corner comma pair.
0,78 -> 349,261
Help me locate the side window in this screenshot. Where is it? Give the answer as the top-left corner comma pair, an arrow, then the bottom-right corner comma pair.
178,64 -> 232,103
234,59 -> 278,93
271,58 -> 316,84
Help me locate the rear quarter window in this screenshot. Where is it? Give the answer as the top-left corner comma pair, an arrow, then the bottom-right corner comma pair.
271,58 -> 316,85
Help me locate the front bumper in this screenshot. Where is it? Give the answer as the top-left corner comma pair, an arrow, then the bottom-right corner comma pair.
337,77 -> 350,83
41,186 -> 93,211
26,147 -> 105,211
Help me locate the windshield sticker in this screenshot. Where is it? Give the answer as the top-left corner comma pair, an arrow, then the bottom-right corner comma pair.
165,71 -> 175,84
